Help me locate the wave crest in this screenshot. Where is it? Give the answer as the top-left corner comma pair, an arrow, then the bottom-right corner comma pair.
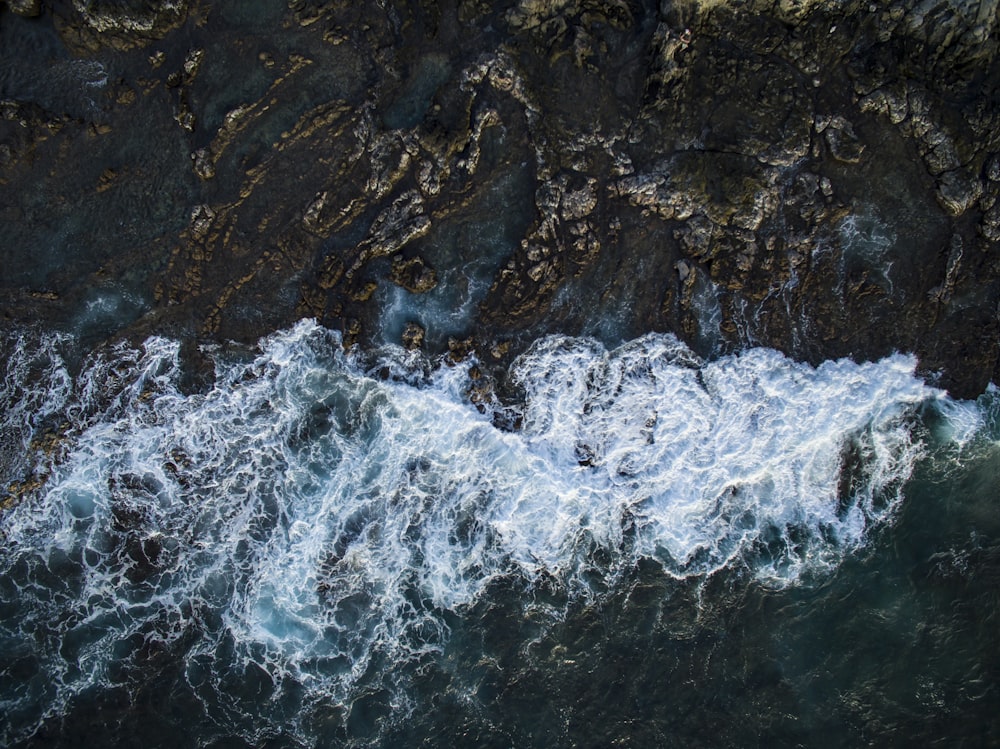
0,320 -> 948,742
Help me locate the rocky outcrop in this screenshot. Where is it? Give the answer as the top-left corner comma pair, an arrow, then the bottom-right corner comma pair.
1,0 -> 999,397
4,0 -> 41,17
401,321 -> 426,350
54,1 -> 191,51
390,255 -> 438,293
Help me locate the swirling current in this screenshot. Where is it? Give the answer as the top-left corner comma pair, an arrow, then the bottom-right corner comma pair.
1,320 -> 997,746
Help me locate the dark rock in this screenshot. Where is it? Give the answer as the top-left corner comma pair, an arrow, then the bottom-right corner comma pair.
448,336 -> 474,363
390,255 -> 438,293
54,1 -> 191,51
191,148 -> 214,180
2,0 -> 1000,399
818,116 -> 865,164
354,191 -> 431,268
928,235 -> 963,305
6,0 -> 41,17
936,169 -> 983,216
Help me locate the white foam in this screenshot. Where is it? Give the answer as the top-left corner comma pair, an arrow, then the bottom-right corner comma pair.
837,207 -> 897,294
0,330 -> 73,487
508,333 -> 936,583
0,321 -> 960,742
930,397 -> 984,449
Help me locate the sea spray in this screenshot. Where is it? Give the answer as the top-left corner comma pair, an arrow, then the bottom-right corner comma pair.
0,320 -> 965,743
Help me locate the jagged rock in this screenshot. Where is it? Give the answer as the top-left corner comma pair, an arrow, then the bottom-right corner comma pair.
3,0 -> 1000,399
937,169 -> 983,216
72,0 -> 189,34
817,116 -> 865,164
342,318 -> 361,346
489,340 -> 510,359
188,205 -> 216,241
987,155 -> 1000,183
355,190 -> 431,267
390,256 -> 438,293
401,321 -> 425,350
612,154 -> 777,233
928,234 -> 964,305
558,176 -> 598,220
55,0 -> 191,51
447,336 -> 475,363
191,148 -> 214,180
349,281 -> 378,302
6,0 -> 41,17
981,205 -> 1000,242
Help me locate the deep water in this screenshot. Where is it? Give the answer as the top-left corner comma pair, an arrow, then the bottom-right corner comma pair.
1,320 -> 998,748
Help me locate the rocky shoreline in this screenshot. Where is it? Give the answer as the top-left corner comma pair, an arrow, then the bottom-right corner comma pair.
2,0 -> 999,397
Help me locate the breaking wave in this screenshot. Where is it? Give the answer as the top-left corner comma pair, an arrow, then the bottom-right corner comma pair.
0,320 -> 965,743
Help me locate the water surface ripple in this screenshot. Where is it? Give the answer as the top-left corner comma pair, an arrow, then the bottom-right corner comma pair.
0,320 -> 995,746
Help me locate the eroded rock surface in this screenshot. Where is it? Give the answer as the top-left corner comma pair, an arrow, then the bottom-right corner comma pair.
1,0 -> 999,396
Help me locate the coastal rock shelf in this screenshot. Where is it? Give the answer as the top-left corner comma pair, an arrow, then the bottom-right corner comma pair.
2,0 -> 999,396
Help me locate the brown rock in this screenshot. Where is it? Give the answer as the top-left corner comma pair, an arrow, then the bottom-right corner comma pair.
401,322 -> 425,350
390,255 -> 438,293
7,0 -> 41,17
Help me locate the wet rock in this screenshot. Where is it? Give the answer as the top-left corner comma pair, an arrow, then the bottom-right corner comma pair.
987,155 -> 1000,184
6,0 -> 41,17
55,0 -> 191,51
928,234 -> 963,305
401,321 -> 425,350
610,172 -> 675,220
467,367 -> 494,410
343,318 -> 361,347
354,190 -> 432,267
191,148 -> 214,180
936,169 -> 983,216
188,205 -> 216,241
504,0 -> 634,63
817,116 -> 865,164
390,255 -> 438,293
3,0 -> 1000,399
612,153 -> 777,233
447,335 -> 474,363
349,281 -> 378,302
859,86 -> 910,126
983,207 -> 1000,242
489,340 -> 510,360
981,180 -> 1000,241
73,0 -> 188,34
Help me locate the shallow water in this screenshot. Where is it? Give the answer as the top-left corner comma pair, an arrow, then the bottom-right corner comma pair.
1,320 -> 997,747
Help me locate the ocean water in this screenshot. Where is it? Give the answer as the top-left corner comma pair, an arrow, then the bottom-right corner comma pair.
2,319 -> 997,747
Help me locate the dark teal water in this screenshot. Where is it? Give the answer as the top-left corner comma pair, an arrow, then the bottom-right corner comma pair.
0,323 -> 997,748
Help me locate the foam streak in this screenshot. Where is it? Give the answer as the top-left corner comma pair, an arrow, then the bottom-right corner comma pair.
0,320 -> 952,742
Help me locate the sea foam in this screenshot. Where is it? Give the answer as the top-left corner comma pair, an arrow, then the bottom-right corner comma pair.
0,320 -> 956,742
